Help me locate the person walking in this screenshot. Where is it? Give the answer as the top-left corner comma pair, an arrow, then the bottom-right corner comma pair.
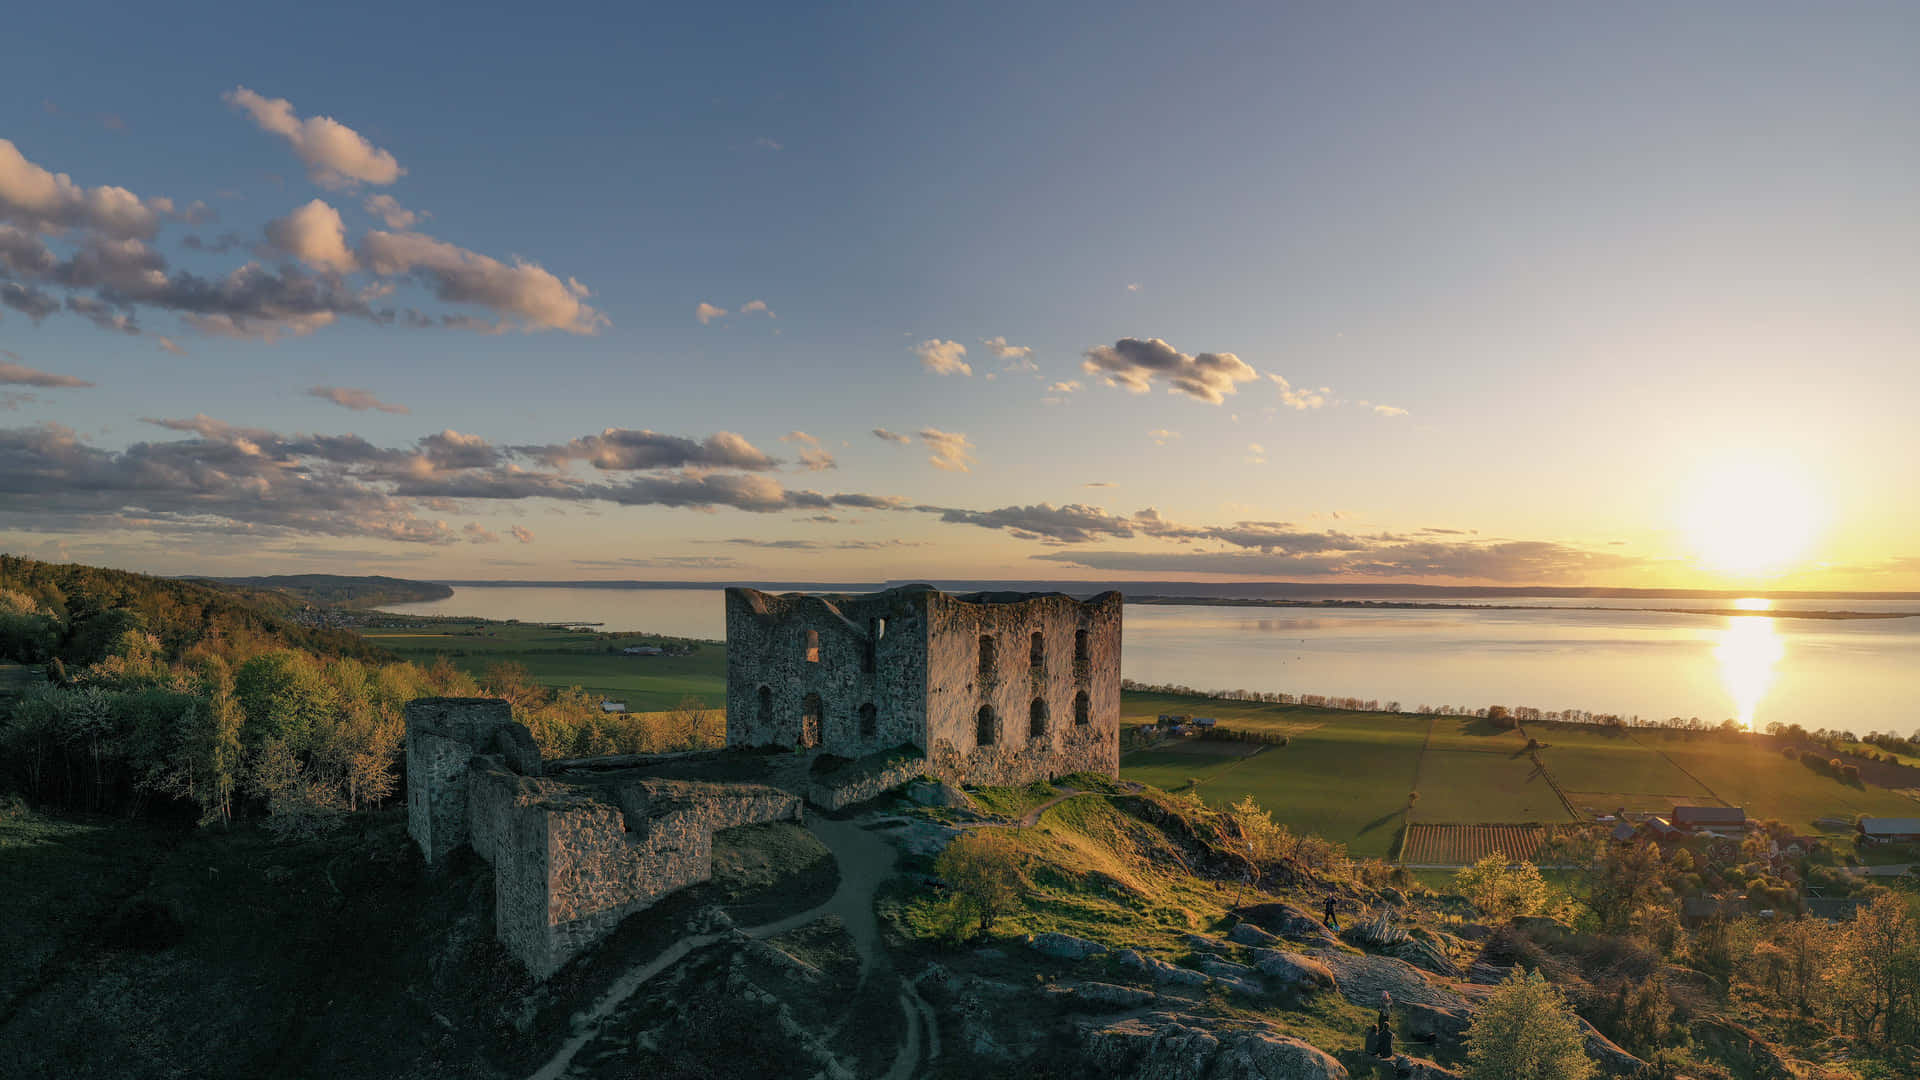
1378,988 -> 1393,1029
1323,893 -> 1339,931
1374,1016 -> 1394,1059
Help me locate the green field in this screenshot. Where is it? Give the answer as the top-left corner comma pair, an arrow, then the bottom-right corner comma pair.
360,622 -> 727,712
1640,730 -> 1920,832
1410,748 -> 1573,824
1531,722 -> 1717,815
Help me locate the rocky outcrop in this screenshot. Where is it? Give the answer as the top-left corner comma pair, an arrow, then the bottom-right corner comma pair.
1117,949 -> 1211,987
1246,949 -> 1337,994
1575,1018 -> 1648,1077
1084,1014 -> 1348,1079
1028,931 -> 1108,960
1399,1001 -> 1472,1048
1234,903 -> 1342,949
1305,949 -> 1468,1012
1389,1056 -> 1460,1079
1688,1017 -> 1794,1080
1072,981 -> 1158,1008
1228,922 -> 1281,948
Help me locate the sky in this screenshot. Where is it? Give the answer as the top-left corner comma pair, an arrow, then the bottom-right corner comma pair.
2,1 -> 1917,590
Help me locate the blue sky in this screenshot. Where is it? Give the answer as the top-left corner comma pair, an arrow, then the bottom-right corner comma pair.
3,2 -> 1917,587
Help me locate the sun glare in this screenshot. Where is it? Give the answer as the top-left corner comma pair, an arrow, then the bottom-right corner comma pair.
1682,456 -> 1822,576
1716,615 -> 1784,729
1732,597 -> 1772,612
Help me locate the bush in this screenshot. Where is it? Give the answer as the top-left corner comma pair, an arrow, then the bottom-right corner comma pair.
1464,968 -> 1597,1080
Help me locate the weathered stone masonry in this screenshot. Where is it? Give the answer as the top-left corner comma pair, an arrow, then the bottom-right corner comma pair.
405,698 -> 801,979
726,584 -> 1122,786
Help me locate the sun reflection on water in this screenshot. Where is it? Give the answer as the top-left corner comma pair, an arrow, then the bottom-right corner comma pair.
1716,612 -> 1784,728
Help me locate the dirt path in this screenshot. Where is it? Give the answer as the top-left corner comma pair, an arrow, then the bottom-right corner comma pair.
526,811 -> 901,1080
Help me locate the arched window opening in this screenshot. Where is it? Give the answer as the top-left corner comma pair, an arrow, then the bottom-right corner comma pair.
871,617 -> 886,641
859,702 -> 877,738
757,685 -> 773,728
976,705 -> 997,747
801,693 -> 823,749
1029,698 -> 1048,740
1074,628 -> 1090,665
864,618 -> 885,674
1029,631 -> 1045,671
805,629 -> 820,663
1073,690 -> 1090,726
977,634 -> 996,680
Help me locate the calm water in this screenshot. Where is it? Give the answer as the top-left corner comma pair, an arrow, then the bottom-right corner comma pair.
378,587 -> 1920,732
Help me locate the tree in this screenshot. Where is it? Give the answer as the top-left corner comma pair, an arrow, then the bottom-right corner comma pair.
1454,854 -> 1552,920
1463,968 -> 1597,1080
934,831 -> 1023,935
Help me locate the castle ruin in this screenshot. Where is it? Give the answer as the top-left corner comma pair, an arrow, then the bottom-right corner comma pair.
405,585 -> 1122,978
725,584 -> 1123,786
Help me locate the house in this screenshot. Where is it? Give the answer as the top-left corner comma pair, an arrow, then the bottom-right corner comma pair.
725,584 -> 1122,787
600,700 -> 628,713
1193,717 -> 1218,729
1805,896 -> 1870,922
1645,816 -> 1682,841
1672,806 -> 1747,832
1857,817 -> 1920,844
1610,821 -> 1639,844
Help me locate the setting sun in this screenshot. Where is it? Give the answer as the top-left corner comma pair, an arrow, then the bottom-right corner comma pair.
1683,456 -> 1823,576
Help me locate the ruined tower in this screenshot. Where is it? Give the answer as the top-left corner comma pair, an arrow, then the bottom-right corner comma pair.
725,584 -> 1122,786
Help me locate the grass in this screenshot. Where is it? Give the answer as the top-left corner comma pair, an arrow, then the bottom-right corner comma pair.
1531,722 -> 1717,816
1641,730 -> 1920,833
1410,750 -> 1574,824
361,622 -> 727,710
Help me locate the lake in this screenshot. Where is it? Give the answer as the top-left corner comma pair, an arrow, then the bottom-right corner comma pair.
378,586 -> 1920,733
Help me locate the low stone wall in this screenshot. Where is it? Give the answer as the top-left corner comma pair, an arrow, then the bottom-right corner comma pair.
808,754 -> 927,812
405,698 -> 804,980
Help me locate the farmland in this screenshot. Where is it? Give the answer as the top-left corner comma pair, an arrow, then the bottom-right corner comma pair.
357,621 -> 726,712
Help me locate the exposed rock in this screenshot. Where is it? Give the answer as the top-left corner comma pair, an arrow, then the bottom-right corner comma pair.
1575,1017 -> 1648,1077
1183,933 -> 1230,953
1246,949 -> 1337,993
1379,886 -> 1407,906
1227,922 -> 1280,948
1074,981 -> 1158,1008
1028,931 -> 1108,960
1199,958 -> 1255,979
1117,949 -> 1212,987
1399,1001 -> 1473,1048
907,778 -> 976,810
1304,949 -> 1468,1012
1085,1015 -> 1348,1079
1213,974 -> 1266,998
1509,915 -> 1576,948
1690,1017 -> 1795,1080
1389,1056 -> 1460,1079
1234,903 -> 1343,949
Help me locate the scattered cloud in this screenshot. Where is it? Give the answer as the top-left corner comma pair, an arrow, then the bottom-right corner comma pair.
921,502 -> 1138,544
981,336 -> 1035,371
0,138 -> 168,239
1373,404 -> 1409,417
1246,442 -> 1266,464
1083,481 -> 1116,488
918,428 -> 975,472
527,428 -> 780,472
463,522 -> 499,543
723,537 -> 923,551
754,137 -> 783,151
1126,283 -> 1141,292
1147,428 -> 1180,446
1047,380 -> 1081,393
1034,538 -> 1643,583
781,430 -> 836,471
510,524 -> 534,543
359,229 -> 604,333
1082,337 -> 1258,403
913,338 -> 970,376
264,199 -> 358,272
872,427 -> 912,445
695,301 -> 727,324
361,193 -> 420,229
157,336 -> 186,355
1269,373 -> 1330,410
307,385 -> 409,414
0,362 -> 94,389
572,555 -> 745,570
1,392 -> 36,410
224,87 -> 404,188
739,299 -> 772,317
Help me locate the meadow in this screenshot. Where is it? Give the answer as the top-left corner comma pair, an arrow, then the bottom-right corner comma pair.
350,626 -> 1919,859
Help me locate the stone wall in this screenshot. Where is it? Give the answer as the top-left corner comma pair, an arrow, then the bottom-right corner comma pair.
405,698 -> 802,980
924,590 -> 1123,786
726,585 -> 1123,788
724,586 -> 933,756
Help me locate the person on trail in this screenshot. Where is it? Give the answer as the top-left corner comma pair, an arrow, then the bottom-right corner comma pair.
1379,988 -> 1393,1027
1374,1016 -> 1394,1058
1323,894 -> 1339,930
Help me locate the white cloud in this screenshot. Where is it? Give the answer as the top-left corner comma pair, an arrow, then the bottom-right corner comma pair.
739,299 -> 773,317
1082,337 -> 1258,404
780,430 -> 835,470
918,428 -> 975,471
695,301 -> 727,324
1270,373 -> 1330,410
1147,428 -> 1180,446
1373,404 -> 1409,417
307,385 -> 409,414
0,138 -> 167,239
913,339 -> 970,376
1047,380 -> 1081,393
981,336 -> 1035,371
1126,283 -> 1141,292
363,193 -> 419,229
754,137 -> 783,151
264,199 -> 358,273
1246,442 -> 1266,465
359,230 -> 605,333
224,87 -> 404,188
510,524 -> 534,543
